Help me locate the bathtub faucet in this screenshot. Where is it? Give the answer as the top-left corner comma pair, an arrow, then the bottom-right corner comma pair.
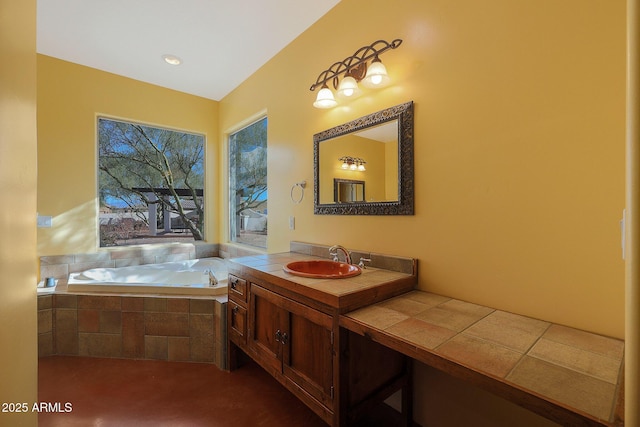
206,270 -> 218,287
329,245 -> 352,265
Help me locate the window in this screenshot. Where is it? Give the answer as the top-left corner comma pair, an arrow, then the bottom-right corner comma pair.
98,117 -> 205,247
229,117 -> 268,248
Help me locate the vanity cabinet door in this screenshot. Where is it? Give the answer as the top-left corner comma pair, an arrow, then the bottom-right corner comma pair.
282,302 -> 334,409
248,284 -> 286,375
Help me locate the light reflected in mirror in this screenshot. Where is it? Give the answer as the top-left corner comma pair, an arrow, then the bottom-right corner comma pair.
314,101 -> 414,215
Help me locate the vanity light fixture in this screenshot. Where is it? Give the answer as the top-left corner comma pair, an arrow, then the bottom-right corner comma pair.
336,75 -> 361,99
310,39 -> 402,109
313,83 -> 338,108
162,54 -> 182,66
339,156 -> 366,171
362,56 -> 390,88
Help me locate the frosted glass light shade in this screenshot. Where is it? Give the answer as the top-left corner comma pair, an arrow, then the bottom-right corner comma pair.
362,59 -> 390,88
337,76 -> 361,99
313,85 -> 338,108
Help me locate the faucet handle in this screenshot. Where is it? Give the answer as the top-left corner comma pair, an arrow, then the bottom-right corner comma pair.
358,257 -> 372,269
329,251 -> 339,262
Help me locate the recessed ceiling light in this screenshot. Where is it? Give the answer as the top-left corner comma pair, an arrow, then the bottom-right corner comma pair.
162,54 -> 182,66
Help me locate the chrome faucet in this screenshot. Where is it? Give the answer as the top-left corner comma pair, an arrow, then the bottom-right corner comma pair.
329,245 -> 352,265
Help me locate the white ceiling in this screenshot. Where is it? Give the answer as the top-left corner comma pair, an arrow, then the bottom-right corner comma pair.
355,121 -> 398,143
37,0 -> 340,101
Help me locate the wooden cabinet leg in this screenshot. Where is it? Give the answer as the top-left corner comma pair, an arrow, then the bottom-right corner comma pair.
402,358 -> 413,427
227,340 -> 239,371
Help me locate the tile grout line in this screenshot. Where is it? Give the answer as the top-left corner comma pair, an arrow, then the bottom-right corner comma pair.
430,307 -> 497,352
524,343 -> 623,385
537,333 -> 624,361
503,322 -> 553,380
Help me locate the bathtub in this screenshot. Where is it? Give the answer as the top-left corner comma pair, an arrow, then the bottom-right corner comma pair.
66,258 -> 228,296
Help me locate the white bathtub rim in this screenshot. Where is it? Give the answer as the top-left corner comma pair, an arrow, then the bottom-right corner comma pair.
65,281 -> 228,297
66,257 -> 229,296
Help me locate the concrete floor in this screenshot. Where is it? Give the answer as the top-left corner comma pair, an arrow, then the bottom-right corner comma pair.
38,356 -> 327,427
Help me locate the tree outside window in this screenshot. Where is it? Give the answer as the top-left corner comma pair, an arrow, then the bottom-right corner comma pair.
98,117 -> 205,247
229,117 -> 268,248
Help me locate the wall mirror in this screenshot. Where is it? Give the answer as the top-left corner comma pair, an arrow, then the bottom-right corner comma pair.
314,101 -> 414,215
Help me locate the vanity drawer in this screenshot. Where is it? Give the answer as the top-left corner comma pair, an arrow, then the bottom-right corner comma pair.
228,274 -> 247,303
228,302 -> 247,343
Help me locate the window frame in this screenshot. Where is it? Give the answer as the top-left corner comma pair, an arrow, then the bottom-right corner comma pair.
96,115 -> 206,247
227,114 -> 268,249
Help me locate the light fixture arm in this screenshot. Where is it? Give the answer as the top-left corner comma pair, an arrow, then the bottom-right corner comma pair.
309,39 -> 402,91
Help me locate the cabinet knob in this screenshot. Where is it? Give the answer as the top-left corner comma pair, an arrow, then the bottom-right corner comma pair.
232,305 -> 239,315
230,279 -> 237,289
281,332 -> 289,345
275,329 -> 282,342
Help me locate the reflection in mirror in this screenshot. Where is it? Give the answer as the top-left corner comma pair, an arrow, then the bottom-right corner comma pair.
319,121 -> 397,204
334,179 -> 365,203
314,101 -> 414,215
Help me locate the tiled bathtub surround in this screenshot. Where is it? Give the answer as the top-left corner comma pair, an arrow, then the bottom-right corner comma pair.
39,243 -> 219,281
38,294 -> 54,356
38,293 -> 227,368
218,242 -> 266,260
37,243 -> 243,369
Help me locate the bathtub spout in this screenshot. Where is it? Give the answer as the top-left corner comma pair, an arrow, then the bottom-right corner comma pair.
207,270 -> 218,287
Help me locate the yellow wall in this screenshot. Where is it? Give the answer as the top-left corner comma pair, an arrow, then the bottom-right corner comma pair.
220,0 -> 626,339
0,0 -> 38,425
37,55 -> 219,256
626,0 -> 640,423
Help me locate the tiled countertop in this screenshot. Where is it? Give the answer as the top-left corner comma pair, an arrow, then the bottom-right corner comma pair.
340,290 -> 625,427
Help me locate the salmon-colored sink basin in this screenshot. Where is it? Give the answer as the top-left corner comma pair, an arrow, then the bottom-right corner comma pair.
283,260 -> 361,279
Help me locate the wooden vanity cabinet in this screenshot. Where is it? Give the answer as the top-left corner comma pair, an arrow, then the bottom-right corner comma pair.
227,262 -> 415,427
